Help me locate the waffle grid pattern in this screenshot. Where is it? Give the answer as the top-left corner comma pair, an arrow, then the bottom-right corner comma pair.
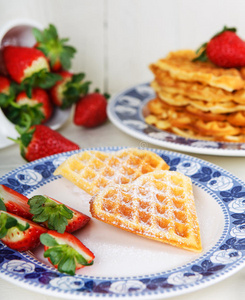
90,171 -> 202,252
54,149 -> 169,196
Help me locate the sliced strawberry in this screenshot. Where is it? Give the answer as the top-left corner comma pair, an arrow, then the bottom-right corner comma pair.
28,195 -> 90,233
40,230 -> 94,275
16,88 -> 53,123
32,24 -> 76,71
12,124 -> 80,162
0,184 -> 33,220
0,211 -> 47,252
50,71 -> 90,109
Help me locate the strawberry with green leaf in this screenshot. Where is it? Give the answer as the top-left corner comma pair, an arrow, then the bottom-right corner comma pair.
40,231 -> 94,275
28,195 -> 90,233
3,46 -> 62,98
50,71 -> 90,109
193,26 -> 245,68
12,124 -> 80,162
33,24 -> 76,72
16,88 -> 53,123
0,211 -> 47,251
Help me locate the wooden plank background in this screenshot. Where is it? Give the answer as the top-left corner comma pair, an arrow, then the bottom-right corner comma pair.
0,0 -> 245,95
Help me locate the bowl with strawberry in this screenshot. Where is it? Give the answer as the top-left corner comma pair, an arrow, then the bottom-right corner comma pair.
0,21 -> 88,149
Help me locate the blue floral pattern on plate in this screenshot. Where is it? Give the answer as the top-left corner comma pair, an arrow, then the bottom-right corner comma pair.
107,83 -> 245,156
1,146 -> 245,299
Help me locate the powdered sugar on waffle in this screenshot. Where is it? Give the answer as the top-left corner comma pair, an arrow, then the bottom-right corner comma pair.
90,170 -> 202,252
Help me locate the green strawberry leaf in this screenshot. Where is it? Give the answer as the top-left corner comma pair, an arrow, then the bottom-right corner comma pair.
33,24 -> 76,71
60,74 -> 91,109
0,199 -> 7,211
4,102 -> 45,128
58,254 -> 76,275
40,233 -> 59,247
0,212 -> 29,238
41,234 -> 93,275
28,195 -> 73,233
211,26 -> 237,39
20,69 -> 62,96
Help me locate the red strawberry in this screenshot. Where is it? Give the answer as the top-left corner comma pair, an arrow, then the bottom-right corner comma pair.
0,211 -> 47,252
0,76 -> 10,94
16,88 -> 53,123
14,124 -> 80,162
194,26 -> 245,68
32,24 -> 76,72
74,92 -> 108,127
0,184 -> 33,220
3,46 -> 50,83
28,195 -> 90,233
50,71 -> 90,109
40,230 -> 94,275
0,76 -> 16,109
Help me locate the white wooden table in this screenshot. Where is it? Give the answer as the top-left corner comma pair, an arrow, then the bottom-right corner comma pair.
0,119 -> 245,300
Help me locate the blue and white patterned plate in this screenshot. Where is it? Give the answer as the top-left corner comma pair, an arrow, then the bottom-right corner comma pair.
1,147 -> 245,299
107,83 -> 245,156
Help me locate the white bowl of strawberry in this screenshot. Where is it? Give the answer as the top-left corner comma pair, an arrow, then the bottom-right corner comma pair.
0,20 -> 87,149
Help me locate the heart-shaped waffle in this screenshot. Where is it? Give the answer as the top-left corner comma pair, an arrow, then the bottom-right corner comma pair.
54,148 -> 169,196
90,170 -> 202,252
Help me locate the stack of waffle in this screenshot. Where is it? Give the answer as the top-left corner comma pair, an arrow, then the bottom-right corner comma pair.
145,50 -> 245,142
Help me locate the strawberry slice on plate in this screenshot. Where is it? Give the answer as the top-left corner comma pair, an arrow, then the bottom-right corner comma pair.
0,211 -> 47,252
28,195 -> 90,233
40,230 -> 94,275
0,184 -> 33,220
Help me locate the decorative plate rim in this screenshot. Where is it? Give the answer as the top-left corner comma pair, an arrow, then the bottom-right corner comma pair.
0,146 -> 245,299
107,82 -> 245,157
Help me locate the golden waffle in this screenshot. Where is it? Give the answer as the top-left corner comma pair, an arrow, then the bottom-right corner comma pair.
152,50 -> 245,92
145,98 -> 245,142
54,148 -> 169,196
152,81 -> 245,114
150,65 -> 245,104
90,170 -> 202,252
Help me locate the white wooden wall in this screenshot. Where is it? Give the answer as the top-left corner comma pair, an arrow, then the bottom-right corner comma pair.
1,0 -> 245,95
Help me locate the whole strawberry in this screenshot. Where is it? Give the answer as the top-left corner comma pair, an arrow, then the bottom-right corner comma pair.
194,26 -> 245,68
16,88 -> 53,123
74,92 -> 108,127
3,46 -> 50,83
14,124 -> 80,162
